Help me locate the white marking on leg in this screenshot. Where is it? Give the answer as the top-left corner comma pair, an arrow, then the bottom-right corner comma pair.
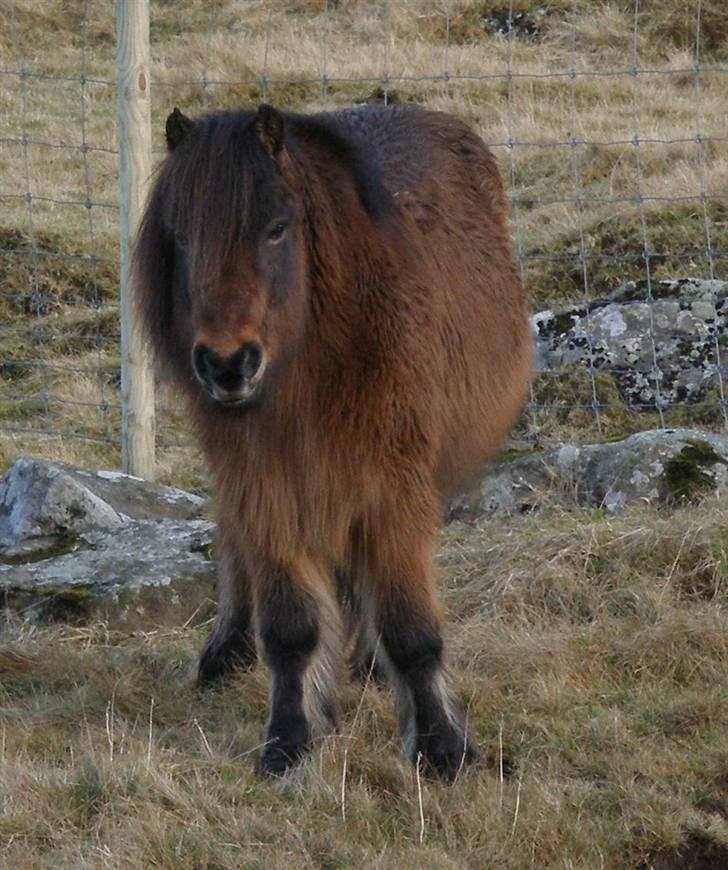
301,561 -> 343,738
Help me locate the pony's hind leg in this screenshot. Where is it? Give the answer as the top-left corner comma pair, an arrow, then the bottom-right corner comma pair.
198,529 -> 256,686
335,568 -> 387,686
350,623 -> 387,686
367,505 -> 478,781
256,556 -> 341,775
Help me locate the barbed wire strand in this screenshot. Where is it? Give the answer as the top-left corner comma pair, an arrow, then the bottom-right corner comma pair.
9,0 -> 50,432
504,0 -> 539,436
321,1 -> 330,109
200,0 -> 218,111
2,63 -> 728,88
382,0 -> 390,106
443,0 -> 451,100
260,8 -> 272,103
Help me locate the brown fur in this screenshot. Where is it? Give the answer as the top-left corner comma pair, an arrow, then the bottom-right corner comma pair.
134,104 -> 532,779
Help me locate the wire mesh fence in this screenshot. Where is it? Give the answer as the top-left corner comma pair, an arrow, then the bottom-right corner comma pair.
1,0 -> 726,487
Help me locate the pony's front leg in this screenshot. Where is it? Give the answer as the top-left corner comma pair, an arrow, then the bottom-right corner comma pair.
256,557 -> 341,775
367,492 -> 479,782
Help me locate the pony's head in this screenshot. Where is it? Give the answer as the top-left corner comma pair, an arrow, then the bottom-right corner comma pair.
134,105 -> 308,411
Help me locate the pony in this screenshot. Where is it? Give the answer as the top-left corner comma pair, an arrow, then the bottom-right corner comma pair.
133,102 -> 532,780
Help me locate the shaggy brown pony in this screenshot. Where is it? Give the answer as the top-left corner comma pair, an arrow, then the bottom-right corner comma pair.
134,103 -> 532,780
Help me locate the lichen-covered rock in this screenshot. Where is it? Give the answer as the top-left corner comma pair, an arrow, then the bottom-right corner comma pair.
64,466 -> 207,521
0,519 -> 215,627
0,458 -> 213,628
452,428 -> 728,518
532,279 -> 728,407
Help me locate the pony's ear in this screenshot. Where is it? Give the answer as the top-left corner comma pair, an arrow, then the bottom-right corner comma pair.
255,103 -> 284,158
165,107 -> 194,151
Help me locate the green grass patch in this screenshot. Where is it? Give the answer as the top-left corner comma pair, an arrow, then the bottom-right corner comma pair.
524,200 -> 728,308
0,226 -> 119,322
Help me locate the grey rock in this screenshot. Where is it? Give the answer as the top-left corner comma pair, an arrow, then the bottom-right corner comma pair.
0,458 -> 125,547
67,466 -> 207,521
0,458 -> 214,628
531,278 -> 728,407
452,428 -> 728,519
0,519 -> 216,628
0,457 -> 207,549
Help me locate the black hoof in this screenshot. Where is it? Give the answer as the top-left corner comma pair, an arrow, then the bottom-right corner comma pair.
257,741 -> 308,777
257,716 -> 310,777
197,631 -> 256,688
415,727 -> 479,783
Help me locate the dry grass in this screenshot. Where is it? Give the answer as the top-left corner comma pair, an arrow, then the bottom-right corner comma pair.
1,0 -> 727,471
1,498 -> 727,867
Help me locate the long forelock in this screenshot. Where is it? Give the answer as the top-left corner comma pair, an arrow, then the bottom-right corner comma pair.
161,111 -> 277,288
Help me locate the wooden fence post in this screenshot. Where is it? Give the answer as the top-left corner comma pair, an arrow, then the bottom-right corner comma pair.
116,0 -> 155,479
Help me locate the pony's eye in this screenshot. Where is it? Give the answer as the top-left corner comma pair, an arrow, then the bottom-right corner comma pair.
267,222 -> 287,243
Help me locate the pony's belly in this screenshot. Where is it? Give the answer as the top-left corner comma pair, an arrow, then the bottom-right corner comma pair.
435,332 -> 533,498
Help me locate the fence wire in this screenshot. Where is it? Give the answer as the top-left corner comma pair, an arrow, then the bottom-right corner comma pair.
1,0 -> 726,486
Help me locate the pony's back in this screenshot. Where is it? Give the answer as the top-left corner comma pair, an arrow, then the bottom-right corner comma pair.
323,105 -> 532,494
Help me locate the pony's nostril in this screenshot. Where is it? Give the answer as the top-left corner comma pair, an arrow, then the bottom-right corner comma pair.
192,344 -> 213,383
239,342 -> 263,380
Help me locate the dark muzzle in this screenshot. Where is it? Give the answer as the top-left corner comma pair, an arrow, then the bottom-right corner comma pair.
192,341 -> 265,406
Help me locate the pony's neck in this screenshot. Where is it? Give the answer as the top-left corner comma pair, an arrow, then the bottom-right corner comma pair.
297,145 -> 394,351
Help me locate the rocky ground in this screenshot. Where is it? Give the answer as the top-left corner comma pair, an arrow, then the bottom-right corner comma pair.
3,422 -> 728,626
0,458 -> 214,626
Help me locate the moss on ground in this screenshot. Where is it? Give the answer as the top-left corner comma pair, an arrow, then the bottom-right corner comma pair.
0,534 -> 82,566
419,1 -> 571,45
524,368 -> 641,442
624,0 -> 728,60
663,438 -> 727,502
523,371 -> 728,446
